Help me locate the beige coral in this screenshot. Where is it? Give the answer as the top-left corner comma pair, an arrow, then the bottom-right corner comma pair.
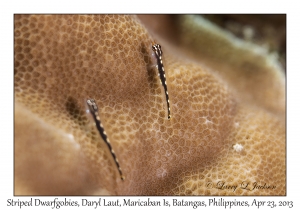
14,15 -> 285,195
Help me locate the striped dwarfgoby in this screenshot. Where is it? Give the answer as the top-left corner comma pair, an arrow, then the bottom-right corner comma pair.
152,43 -> 171,120
86,99 -> 125,181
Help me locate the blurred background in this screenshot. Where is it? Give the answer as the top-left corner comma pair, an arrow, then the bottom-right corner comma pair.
138,14 -> 286,73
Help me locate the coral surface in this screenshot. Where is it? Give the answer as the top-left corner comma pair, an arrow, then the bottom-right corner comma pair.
14,15 -> 285,195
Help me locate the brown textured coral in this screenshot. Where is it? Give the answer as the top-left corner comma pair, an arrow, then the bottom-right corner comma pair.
14,15 -> 285,195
